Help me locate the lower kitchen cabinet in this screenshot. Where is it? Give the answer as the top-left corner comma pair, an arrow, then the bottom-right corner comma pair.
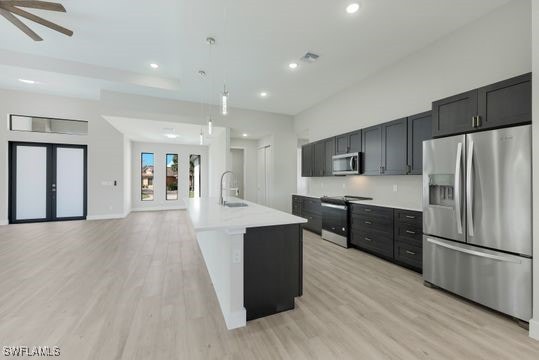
350,204 -> 423,272
291,195 -> 322,235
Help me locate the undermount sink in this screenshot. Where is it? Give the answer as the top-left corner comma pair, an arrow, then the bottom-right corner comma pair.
224,202 -> 248,208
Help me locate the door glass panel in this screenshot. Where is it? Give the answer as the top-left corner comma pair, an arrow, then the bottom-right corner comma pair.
56,147 -> 84,218
141,153 -> 154,201
16,146 -> 47,220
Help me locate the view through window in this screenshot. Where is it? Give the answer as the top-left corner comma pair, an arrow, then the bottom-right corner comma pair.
189,155 -> 201,198
141,153 -> 154,201
166,154 -> 178,200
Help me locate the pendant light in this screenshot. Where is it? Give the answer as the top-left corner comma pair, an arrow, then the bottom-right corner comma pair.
208,116 -> 213,135
207,36 -> 216,133
221,86 -> 228,116
200,128 -> 204,145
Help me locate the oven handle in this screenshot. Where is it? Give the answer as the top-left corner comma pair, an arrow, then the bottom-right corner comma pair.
321,203 -> 347,210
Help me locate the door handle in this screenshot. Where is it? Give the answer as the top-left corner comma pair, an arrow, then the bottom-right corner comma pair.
364,237 -> 372,242
364,221 -> 372,225
405,215 -> 415,219
426,238 -> 521,264
405,230 -> 416,235
466,141 -> 474,237
454,142 -> 463,234
405,250 -> 416,255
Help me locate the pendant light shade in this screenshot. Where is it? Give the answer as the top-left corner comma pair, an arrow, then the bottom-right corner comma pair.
221,88 -> 228,116
200,128 -> 204,145
208,117 -> 213,135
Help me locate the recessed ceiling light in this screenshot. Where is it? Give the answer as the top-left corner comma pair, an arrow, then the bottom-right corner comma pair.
259,91 -> 268,98
288,62 -> 298,70
150,63 -> 159,69
18,79 -> 36,84
242,133 -> 248,137
346,3 -> 360,14
165,134 -> 178,139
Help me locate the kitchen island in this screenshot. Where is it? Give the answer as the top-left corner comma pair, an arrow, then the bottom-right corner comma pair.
186,197 -> 307,329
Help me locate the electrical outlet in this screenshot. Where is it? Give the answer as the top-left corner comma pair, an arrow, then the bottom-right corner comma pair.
393,184 -> 398,192
232,249 -> 242,264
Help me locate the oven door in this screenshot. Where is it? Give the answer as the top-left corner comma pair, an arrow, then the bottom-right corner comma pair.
333,153 -> 359,175
321,203 -> 348,237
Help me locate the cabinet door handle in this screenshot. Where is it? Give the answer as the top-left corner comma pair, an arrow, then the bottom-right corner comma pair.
405,215 -> 415,219
476,115 -> 481,127
405,250 -> 416,255
364,237 -> 372,242
406,230 -> 416,235
471,116 -> 476,128
364,221 -> 372,225
364,209 -> 372,212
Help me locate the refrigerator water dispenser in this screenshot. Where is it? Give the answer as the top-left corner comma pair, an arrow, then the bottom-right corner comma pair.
428,174 -> 455,207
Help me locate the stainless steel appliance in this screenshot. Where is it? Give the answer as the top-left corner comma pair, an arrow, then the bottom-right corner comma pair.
332,153 -> 361,175
321,196 -> 372,248
422,125 -> 532,321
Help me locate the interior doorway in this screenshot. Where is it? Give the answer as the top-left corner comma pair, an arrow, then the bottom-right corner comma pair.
230,148 -> 245,199
9,142 -> 88,224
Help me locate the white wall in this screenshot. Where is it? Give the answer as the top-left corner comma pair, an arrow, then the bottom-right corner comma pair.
530,0 -> 539,342
230,149 -> 245,199
208,129 -> 230,198
131,141 -> 209,211
231,138 -> 258,203
294,0 -> 531,209
123,136 -> 132,216
0,89 -> 126,222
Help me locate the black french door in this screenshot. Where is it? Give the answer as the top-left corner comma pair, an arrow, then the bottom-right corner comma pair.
9,142 -> 88,224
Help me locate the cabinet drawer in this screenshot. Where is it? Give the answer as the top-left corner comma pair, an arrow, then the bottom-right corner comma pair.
302,198 -> 321,215
394,223 -> 422,247
350,229 -> 393,259
351,204 -> 393,218
351,214 -> 393,235
395,209 -> 422,226
394,241 -> 422,271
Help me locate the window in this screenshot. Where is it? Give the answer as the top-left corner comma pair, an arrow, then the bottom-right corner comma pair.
189,155 -> 201,198
141,153 -> 154,201
10,115 -> 88,135
166,154 -> 178,200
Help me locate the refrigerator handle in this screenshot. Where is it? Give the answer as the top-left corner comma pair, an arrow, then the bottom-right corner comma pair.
466,141 -> 474,237
454,142 -> 463,234
425,238 -> 521,264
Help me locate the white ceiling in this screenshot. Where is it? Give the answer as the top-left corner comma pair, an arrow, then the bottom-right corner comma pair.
104,116 -> 225,145
0,0 -> 513,115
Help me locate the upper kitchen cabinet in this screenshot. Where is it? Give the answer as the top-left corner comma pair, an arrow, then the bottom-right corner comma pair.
432,73 -> 532,138
381,118 -> 408,175
477,73 -> 531,130
324,137 -> 336,176
313,141 -> 326,177
301,143 -> 314,177
407,111 -> 432,175
432,90 -> 478,138
335,130 -> 362,155
362,125 -> 383,175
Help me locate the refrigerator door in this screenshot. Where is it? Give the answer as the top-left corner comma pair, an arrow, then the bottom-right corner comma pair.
466,125 -> 532,256
423,135 -> 466,242
423,236 -> 532,321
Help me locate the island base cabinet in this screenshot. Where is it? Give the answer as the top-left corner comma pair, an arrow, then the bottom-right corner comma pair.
244,224 -> 303,321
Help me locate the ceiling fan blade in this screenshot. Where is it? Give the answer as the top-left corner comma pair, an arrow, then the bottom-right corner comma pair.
5,5 -> 72,36
0,1 -> 65,12
0,7 -> 42,41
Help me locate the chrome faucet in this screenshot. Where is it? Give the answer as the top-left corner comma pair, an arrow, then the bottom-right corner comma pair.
220,171 -> 239,205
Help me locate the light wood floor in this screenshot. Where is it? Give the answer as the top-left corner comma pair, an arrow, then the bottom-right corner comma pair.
0,211 -> 538,359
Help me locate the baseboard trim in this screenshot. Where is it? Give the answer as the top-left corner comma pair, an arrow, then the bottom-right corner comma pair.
0,219 -> 8,226
131,206 -> 186,212
86,213 -> 127,221
530,318 -> 539,340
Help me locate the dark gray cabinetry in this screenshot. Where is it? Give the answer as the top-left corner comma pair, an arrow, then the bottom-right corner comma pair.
313,141 -> 326,177
407,111 -> 432,175
477,73 -> 531,130
432,90 -> 478,138
350,204 -> 394,259
324,137 -> 336,176
381,118 -> 408,175
362,125 -> 383,175
432,73 -> 531,138
301,143 -> 314,177
393,209 -> 423,272
335,131 -> 361,155
292,196 -> 322,234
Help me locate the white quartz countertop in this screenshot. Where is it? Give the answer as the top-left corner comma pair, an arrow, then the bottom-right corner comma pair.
186,197 -> 307,233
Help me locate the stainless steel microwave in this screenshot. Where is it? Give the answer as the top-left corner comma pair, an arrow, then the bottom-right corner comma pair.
332,152 -> 361,175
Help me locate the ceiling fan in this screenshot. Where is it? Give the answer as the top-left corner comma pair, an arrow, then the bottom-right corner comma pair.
0,1 -> 73,41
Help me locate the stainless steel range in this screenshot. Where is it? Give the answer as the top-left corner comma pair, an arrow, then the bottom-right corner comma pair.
321,196 -> 372,248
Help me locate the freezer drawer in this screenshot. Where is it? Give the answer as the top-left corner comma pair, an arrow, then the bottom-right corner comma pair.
423,236 -> 532,321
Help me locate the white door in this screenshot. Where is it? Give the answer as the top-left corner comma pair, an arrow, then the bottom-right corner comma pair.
55,147 -> 86,218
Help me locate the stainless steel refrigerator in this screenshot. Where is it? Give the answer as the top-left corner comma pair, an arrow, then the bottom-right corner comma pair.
422,124 -> 532,321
